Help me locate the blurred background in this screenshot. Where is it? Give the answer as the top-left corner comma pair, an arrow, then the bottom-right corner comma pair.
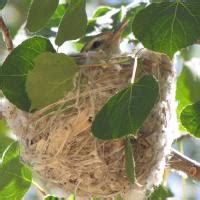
0,0 -> 200,199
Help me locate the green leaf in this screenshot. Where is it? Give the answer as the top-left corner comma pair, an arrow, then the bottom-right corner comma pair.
67,194 -> 75,200
92,75 -> 159,140
176,65 -> 200,130
0,37 -> 55,111
44,195 -> 64,200
0,0 -> 7,10
92,6 -> 112,18
45,4 -> 67,28
125,138 -> 135,185
0,142 -> 32,200
132,2 -> 200,58
26,52 -> 79,110
180,101 -> 200,138
0,120 -> 12,158
147,185 -> 173,200
55,0 -> 87,46
0,137 -> 13,158
26,0 -> 59,32
0,120 -> 9,136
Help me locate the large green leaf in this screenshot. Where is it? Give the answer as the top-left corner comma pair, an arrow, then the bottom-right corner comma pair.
132,2 -> 200,58
147,185 -> 173,200
0,37 -> 55,111
45,4 -> 66,28
180,101 -> 200,138
0,0 -> 7,10
125,138 -> 135,185
0,142 -> 32,200
26,0 -> 59,32
92,75 -> 159,140
26,52 -> 79,110
176,64 -> 200,130
55,0 -> 87,46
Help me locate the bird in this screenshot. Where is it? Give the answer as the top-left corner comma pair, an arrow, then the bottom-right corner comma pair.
81,20 -> 128,56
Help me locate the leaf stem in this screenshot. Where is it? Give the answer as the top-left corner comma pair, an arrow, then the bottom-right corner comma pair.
32,180 -> 47,196
130,56 -> 138,84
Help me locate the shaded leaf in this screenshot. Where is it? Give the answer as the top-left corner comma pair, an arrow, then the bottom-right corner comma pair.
26,52 -> 79,110
55,0 -> 87,46
176,64 -> 200,130
0,37 -> 55,111
180,101 -> 200,138
125,138 -> 135,185
132,2 -> 200,58
26,0 -> 59,32
0,142 -> 32,200
0,0 -> 7,10
147,185 -> 173,200
92,75 -> 159,140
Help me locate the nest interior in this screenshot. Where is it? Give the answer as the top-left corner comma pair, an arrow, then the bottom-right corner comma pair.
1,50 -> 177,199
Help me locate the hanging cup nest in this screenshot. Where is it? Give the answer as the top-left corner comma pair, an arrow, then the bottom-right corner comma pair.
1,50 -> 177,199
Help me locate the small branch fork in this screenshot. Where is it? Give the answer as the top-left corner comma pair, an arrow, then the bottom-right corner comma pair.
0,15 -> 13,52
168,148 -> 200,181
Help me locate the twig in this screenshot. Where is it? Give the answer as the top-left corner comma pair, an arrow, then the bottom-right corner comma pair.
0,15 -> 13,52
168,148 -> 200,181
32,180 -> 47,196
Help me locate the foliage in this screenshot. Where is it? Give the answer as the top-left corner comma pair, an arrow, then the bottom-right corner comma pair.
0,0 -> 7,10
125,137 -> 135,185
180,101 -> 200,138
0,142 -> 32,200
1,0 -> 200,199
92,75 -> 158,140
0,37 -> 55,111
26,0 -> 59,32
26,52 -> 79,110
147,185 -> 173,200
55,0 -> 87,46
132,1 -> 200,58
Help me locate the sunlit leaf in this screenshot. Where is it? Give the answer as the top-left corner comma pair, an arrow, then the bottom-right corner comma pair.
132,2 -> 200,58
26,0 -> 59,32
0,142 -> 32,200
92,75 -> 159,140
0,37 -> 55,111
176,64 -> 200,130
26,52 -> 79,110
180,101 -> 200,138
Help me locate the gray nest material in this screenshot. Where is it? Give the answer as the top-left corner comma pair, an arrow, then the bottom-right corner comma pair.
0,50 -> 177,200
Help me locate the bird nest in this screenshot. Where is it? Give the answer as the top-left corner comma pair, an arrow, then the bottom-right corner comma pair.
1,50 -> 177,199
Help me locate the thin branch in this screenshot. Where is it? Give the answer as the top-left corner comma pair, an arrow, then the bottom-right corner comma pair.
32,180 -> 47,196
0,15 -> 13,52
168,148 -> 200,181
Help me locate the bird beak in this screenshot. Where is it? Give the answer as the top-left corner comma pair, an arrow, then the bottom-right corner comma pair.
108,20 -> 129,46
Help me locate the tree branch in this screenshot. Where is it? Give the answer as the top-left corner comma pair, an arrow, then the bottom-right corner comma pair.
168,148 -> 200,181
0,15 -> 13,52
